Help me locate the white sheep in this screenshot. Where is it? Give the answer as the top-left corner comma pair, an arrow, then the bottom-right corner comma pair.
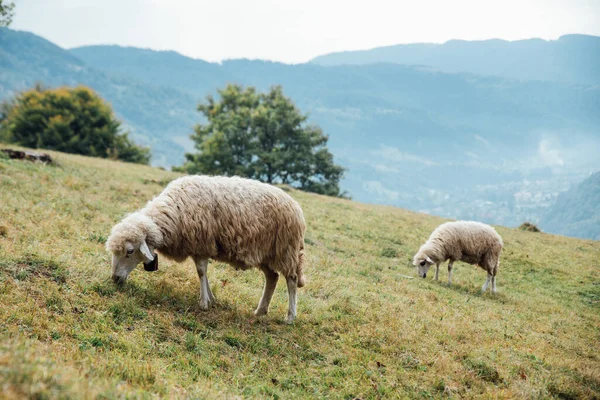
106,175 -> 306,323
412,221 -> 503,293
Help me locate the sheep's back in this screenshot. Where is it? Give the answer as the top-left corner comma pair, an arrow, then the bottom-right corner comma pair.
146,176 -> 305,266
430,221 -> 502,260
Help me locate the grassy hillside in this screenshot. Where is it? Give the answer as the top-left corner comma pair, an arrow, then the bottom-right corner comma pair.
0,147 -> 599,399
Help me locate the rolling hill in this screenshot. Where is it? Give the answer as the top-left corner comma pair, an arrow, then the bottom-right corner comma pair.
541,171 -> 600,240
2,28 -> 600,232
311,34 -> 600,85
0,146 -> 599,398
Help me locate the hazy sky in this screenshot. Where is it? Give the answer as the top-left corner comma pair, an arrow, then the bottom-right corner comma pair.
11,0 -> 600,63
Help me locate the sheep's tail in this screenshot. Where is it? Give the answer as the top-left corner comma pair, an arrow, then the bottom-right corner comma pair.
297,242 -> 306,288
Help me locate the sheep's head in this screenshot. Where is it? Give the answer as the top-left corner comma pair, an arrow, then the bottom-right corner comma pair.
412,248 -> 435,279
106,214 -> 159,284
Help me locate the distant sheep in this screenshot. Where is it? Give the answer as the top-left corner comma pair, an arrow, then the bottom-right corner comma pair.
106,175 -> 306,323
412,221 -> 503,293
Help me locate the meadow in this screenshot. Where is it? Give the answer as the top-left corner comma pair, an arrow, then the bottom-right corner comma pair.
1,146 -> 599,399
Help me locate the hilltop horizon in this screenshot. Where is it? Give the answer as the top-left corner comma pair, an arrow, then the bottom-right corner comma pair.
63,33 -> 599,65
11,0 -> 600,64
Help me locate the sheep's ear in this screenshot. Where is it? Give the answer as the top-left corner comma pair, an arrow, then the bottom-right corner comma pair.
139,240 -> 154,263
426,256 -> 434,264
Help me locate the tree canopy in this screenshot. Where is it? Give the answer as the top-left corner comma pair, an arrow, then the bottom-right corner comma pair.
0,0 -> 14,26
179,84 -> 346,197
0,85 -> 151,164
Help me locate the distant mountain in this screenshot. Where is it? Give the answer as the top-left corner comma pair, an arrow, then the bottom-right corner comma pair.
2,28 -> 600,230
311,35 -> 600,85
69,45 -> 600,162
0,28 -> 198,165
541,172 -> 600,240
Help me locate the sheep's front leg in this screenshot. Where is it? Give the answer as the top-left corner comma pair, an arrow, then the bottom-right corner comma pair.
285,275 -> 298,324
255,267 -> 279,316
206,280 -> 216,303
481,272 -> 492,293
434,263 -> 440,281
491,275 -> 497,294
194,258 -> 213,310
447,261 -> 454,284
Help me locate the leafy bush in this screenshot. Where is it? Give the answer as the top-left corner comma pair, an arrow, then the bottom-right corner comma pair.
0,85 -> 150,164
179,84 -> 346,197
0,1 -> 15,27
519,222 -> 541,232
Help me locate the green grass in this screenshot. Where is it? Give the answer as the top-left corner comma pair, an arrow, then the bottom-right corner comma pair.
1,145 -> 599,399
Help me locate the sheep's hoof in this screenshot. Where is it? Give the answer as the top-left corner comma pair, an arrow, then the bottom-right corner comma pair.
285,314 -> 295,324
199,299 -> 211,311
254,308 -> 268,317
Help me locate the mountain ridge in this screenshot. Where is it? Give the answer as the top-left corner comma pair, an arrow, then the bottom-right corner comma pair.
310,34 -> 600,85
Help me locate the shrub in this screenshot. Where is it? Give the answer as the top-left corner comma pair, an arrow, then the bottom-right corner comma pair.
0,85 -> 150,164
518,222 -> 541,232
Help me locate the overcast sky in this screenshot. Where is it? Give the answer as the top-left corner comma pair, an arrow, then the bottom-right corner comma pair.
11,0 -> 600,63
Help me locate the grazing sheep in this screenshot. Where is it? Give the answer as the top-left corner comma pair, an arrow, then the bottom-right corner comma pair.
106,175 -> 306,323
412,221 -> 503,293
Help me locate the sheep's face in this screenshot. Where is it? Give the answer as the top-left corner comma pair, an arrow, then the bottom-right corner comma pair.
413,255 -> 434,278
111,240 -> 155,284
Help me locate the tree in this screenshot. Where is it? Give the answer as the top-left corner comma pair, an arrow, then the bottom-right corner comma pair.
0,85 -> 151,164
0,0 -> 15,27
179,84 -> 346,197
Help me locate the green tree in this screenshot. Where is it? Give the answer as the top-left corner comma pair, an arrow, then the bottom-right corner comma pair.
0,0 -> 15,26
180,84 -> 346,197
0,85 -> 150,164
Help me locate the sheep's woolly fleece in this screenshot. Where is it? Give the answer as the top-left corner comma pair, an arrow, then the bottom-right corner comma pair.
106,175 -> 306,285
413,221 -> 503,273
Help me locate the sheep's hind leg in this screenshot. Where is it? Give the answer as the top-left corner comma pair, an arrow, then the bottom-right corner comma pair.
254,267 -> 279,316
285,275 -> 298,324
447,261 -> 454,284
194,258 -> 213,310
491,259 -> 499,294
481,272 -> 492,293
